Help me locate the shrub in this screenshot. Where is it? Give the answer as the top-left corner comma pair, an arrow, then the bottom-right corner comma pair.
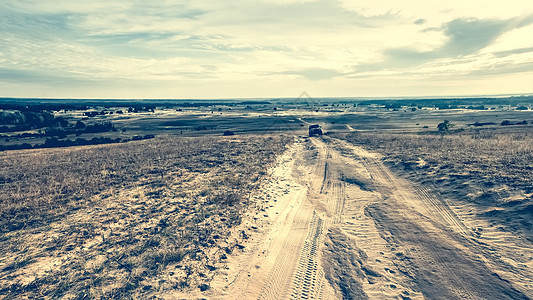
501,120 -> 512,126
437,120 -> 451,132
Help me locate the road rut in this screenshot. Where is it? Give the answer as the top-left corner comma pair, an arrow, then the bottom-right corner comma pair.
210,136 -> 531,299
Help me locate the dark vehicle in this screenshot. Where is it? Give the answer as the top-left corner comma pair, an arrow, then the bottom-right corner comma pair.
308,124 -> 323,136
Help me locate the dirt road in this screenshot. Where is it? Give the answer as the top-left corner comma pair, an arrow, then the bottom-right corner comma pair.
210,136 -> 532,299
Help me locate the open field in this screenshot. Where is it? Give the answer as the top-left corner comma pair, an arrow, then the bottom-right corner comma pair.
1,97 -> 533,299
0,135 -> 292,298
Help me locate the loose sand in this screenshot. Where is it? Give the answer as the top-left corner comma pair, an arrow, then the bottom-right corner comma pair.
205,136 -> 531,299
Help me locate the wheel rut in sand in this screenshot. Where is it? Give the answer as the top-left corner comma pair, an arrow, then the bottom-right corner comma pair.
359,153 -> 470,237
289,212 -> 325,300
324,137 -> 530,299
258,139 -> 331,300
211,137 -> 531,299
257,208 -> 312,300
257,138 -> 346,300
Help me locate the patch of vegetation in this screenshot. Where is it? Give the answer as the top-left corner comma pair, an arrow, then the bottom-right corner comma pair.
0,134 -> 292,298
437,120 -> 452,133
0,133 -> 155,152
0,107 -> 121,150
501,120 -> 528,126
0,111 -> 64,133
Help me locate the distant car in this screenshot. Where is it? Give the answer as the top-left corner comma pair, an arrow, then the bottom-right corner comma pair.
308,124 -> 323,136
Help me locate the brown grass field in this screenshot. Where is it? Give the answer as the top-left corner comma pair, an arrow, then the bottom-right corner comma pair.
0,135 -> 292,298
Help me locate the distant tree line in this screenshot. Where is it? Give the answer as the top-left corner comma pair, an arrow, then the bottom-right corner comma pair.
0,101 -> 90,112
0,109 -> 120,138
0,111 -> 60,131
356,96 -> 533,109
44,121 -> 117,138
0,99 -> 245,111
0,134 -> 155,152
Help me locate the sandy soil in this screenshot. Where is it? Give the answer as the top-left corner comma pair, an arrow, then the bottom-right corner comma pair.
204,138 -> 334,299
205,136 -> 531,299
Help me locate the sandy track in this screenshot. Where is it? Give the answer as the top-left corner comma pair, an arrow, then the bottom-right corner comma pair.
324,137 -> 530,299
256,139 -> 335,300
209,136 -> 531,299
208,139 -> 332,299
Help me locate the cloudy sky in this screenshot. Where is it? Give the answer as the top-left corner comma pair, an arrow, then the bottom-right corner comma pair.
1,0 -> 533,99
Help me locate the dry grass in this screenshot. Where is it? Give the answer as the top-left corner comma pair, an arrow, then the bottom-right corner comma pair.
334,127 -> 533,238
0,134 -> 292,299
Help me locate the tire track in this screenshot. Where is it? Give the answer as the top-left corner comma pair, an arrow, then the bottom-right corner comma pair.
259,137 -> 529,299
330,181 -> 346,224
361,155 -> 470,237
257,216 -> 310,300
290,212 -> 325,300
359,157 -> 482,299
219,137 -> 528,299
258,139 -> 330,300
345,143 -> 526,299
415,186 -> 470,236
315,142 -> 345,225
319,137 -> 526,298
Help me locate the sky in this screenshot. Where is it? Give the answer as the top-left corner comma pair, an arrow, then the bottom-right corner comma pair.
1,0 -> 533,99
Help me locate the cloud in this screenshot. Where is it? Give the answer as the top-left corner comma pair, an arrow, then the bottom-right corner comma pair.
282,68 -> 340,80
516,14 -> 533,28
465,61 -> 533,77
0,67 -> 96,85
493,46 -> 533,57
353,14 -> 533,72
1,0 -> 533,97
440,18 -> 510,56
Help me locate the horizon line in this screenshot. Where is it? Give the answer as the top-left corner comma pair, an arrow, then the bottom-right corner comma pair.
1,92 -> 533,102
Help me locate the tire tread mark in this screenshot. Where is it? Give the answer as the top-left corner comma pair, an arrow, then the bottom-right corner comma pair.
290,212 -> 325,300
360,156 -> 481,299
